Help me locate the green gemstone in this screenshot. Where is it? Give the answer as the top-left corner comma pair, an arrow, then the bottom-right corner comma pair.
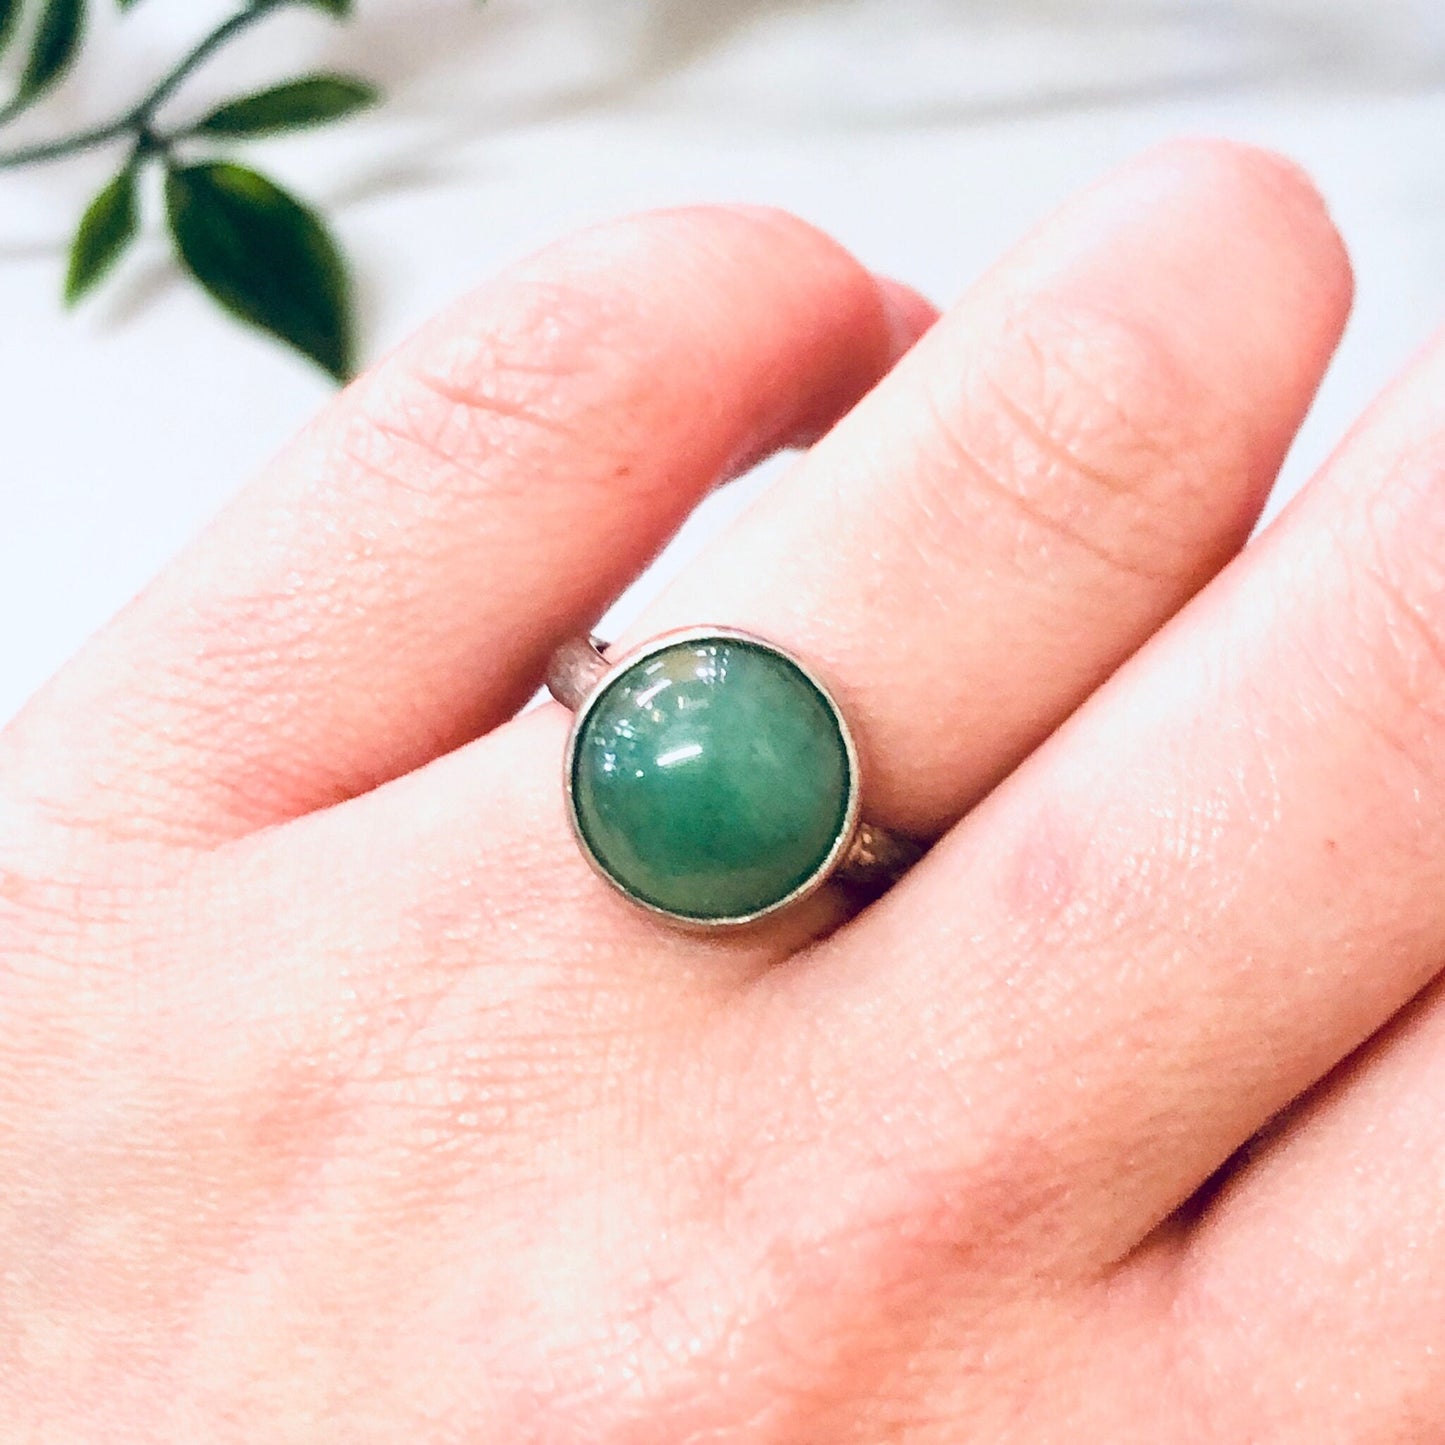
569,635 -> 855,921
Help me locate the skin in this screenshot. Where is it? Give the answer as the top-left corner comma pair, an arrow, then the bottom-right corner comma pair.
4,137 -> 1444,1441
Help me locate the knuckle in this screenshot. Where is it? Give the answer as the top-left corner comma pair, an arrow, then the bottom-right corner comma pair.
324,203 -> 878,522
913,295 -> 1230,583
341,276 -> 643,511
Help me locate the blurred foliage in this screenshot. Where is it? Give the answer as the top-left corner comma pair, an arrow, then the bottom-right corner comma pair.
0,0 -> 396,379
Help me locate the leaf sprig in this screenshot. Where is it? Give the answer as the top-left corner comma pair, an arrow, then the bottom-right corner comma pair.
0,0 -> 381,379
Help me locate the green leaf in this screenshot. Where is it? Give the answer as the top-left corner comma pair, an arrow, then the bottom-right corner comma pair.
192,74 -> 379,139
0,0 -> 24,61
65,161 -> 139,305
305,0 -> 352,15
165,161 -> 354,381
17,0 -> 85,104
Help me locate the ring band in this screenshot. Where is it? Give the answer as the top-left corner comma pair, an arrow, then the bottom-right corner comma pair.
547,629 -> 922,927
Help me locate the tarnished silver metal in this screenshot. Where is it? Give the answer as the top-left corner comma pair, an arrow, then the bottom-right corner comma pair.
545,634 -> 611,711
547,629 -> 923,926
837,820 -> 923,890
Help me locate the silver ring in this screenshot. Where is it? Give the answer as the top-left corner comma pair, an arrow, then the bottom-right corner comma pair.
547,628 -> 922,928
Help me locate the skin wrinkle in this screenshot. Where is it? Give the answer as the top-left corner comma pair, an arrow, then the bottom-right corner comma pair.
1019,291 -> 1240,496
388,275 -> 643,449
1162,1210 -> 1300,1442
981,357 -> 1217,588
909,307 -> 1199,592
326,403 -> 494,512
606,146 -> 1347,847
914,377 -> 1156,586
393,363 -> 595,456
994,292 -> 1212,486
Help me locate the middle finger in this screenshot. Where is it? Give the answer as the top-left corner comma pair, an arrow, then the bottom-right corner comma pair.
607,139 -> 1351,839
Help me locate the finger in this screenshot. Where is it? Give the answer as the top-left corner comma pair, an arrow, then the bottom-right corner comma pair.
778,320 -> 1445,1280
3,208 -> 928,846
1159,977 -> 1445,1442
613,140 -> 1352,835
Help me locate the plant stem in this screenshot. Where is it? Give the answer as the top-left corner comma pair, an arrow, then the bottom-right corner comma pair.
0,0 -> 292,172
134,3 -> 279,124
0,116 -> 130,168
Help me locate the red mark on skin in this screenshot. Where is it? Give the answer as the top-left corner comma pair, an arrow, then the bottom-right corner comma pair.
1003,806 -> 1081,929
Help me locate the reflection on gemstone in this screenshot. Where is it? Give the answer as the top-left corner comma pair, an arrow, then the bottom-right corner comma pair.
655,741 -> 704,769
633,675 -> 674,711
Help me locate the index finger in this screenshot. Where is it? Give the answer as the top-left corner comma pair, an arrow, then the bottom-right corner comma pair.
2,207 -> 928,847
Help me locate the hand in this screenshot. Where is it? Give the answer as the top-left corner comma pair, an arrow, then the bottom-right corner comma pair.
3,140 -> 1434,1442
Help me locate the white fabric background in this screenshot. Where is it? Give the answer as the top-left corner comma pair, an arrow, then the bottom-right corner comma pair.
2,0 -> 1443,722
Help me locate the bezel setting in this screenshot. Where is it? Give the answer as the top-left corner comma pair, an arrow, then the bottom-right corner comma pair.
561,627 -> 862,928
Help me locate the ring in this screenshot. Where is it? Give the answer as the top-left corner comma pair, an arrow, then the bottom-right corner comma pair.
547,628 -> 922,927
